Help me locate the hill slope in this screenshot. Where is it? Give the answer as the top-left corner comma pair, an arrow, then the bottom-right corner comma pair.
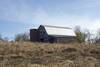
0,41 -> 100,67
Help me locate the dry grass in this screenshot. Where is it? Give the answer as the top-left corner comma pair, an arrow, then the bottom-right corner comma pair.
0,41 -> 99,67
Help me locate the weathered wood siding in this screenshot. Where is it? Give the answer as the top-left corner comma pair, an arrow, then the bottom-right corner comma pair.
56,36 -> 77,43
38,25 -> 48,42
30,25 -> 76,43
30,29 -> 39,42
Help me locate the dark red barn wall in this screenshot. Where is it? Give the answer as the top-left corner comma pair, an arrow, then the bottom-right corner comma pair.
30,29 -> 39,42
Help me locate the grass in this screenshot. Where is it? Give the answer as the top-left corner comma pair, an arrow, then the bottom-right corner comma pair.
0,41 -> 99,67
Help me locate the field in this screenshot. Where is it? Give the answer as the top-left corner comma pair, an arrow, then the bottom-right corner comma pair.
0,41 -> 100,67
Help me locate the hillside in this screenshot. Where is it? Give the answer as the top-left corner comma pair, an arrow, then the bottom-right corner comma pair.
0,41 -> 100,67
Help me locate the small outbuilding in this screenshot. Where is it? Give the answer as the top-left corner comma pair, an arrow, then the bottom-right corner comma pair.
30,25 -> 76,43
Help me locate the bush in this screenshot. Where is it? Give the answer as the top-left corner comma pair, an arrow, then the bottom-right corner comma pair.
75,32 -> 85,43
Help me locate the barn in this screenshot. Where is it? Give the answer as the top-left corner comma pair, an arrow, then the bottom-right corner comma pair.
30,25 -> 76,43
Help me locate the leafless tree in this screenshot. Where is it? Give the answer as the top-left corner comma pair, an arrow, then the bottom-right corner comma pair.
15,32 -> 30,42
0,34 -> 3,41
95,29 -> 100,44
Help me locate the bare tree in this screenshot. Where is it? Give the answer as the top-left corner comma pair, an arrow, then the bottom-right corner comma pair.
95,29 -> 100,44
0,34 -> 3,41
83,29 -> 91,44
15,32 -> 30,42
74,26 -> 81,33
96,29 -> 100,39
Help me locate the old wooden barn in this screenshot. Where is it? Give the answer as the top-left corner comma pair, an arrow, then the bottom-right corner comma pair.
30,25 -> 76,43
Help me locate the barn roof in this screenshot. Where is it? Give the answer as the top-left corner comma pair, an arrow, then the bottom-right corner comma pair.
41,25 -> 76,37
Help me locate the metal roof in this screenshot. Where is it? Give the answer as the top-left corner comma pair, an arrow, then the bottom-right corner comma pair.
42,25 -> 76,37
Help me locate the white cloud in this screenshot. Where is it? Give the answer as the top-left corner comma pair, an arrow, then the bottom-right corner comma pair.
0,0 -> 35,23
32,8 -> 100,30
0,0 -> 100,31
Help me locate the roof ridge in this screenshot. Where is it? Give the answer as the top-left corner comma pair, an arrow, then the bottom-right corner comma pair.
41,25 -> 72,29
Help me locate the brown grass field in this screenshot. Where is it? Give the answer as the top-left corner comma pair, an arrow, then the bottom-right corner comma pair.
0,41 -> 99,67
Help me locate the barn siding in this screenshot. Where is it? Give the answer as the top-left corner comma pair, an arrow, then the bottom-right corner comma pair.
38,25 -> 49,42
30,25 -> 76,43
56,36 -> 76,43
30,29 -> 39,42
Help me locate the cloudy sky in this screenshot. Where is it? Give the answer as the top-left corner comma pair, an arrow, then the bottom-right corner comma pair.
0,0 -> 100,39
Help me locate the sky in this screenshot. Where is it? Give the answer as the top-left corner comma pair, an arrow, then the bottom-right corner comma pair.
0,0 -> 100,40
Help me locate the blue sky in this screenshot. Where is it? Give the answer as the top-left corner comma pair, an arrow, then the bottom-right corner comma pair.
0,0 -> 100,40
